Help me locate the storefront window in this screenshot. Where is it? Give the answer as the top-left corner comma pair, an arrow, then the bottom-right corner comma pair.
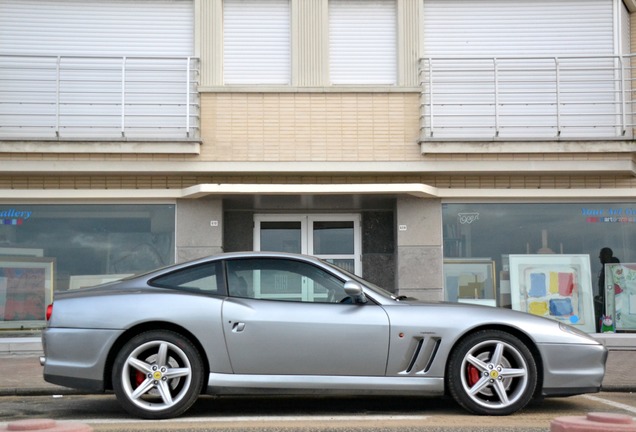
0,204 -> 175,328
443,203 -> 636,307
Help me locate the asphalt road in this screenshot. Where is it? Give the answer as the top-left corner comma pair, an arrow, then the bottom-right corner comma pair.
1,392 -> 635,432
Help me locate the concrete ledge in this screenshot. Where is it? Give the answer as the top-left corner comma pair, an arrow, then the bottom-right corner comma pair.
0,337 -> 42,356
593,333 -> 636,351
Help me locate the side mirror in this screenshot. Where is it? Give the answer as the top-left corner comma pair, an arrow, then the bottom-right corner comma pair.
344,280 -> 368,304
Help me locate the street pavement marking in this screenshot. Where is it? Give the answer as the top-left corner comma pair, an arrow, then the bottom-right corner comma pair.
583,394 -> 636,415
53,415 -> 430,424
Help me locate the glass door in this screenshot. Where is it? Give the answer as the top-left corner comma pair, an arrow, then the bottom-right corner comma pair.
254,214 -> 361,275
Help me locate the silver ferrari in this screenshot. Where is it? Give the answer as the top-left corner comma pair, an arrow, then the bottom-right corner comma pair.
41,252 -> 607,419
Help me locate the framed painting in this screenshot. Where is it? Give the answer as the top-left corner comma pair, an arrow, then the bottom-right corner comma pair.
509,254 -> 594,333
443,259 -> 496,303
0,257 -> 55,329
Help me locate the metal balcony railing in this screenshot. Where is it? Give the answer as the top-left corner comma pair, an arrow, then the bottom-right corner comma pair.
419,55 -> 636,141
0,55 -> 199,140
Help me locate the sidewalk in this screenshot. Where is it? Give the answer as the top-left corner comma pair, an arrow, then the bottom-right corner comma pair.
1,336 -> 635,396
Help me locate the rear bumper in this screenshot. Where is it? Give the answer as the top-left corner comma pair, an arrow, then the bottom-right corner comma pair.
537,342 -> 607,396
41,327 -> 123,391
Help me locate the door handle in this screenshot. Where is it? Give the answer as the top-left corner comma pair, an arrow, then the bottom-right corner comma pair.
232,322 -> 246,332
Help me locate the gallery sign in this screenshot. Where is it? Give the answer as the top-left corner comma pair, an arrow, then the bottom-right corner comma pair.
582,207 -> 636,223
0,209 -> 32,225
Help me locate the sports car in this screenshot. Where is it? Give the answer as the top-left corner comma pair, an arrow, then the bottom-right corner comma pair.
41,251 -> 607,419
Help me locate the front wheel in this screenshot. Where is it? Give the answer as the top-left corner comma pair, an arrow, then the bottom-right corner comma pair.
112,330 -> 204,419
447,330 -> 537,416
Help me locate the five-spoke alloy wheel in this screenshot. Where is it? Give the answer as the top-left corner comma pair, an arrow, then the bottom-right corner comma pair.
112,330 -> 204,419
447,330 -> 537,415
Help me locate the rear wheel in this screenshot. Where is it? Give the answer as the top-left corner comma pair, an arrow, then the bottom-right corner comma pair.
447,330 -> 537,415
112,330 -> 203,419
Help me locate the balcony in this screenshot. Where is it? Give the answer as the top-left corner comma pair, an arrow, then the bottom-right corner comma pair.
0,55 -> 200,153
419,55 -> 636,149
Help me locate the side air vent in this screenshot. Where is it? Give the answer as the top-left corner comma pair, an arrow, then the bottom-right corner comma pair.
400,336 -> 442,375
405,338 -> 424,373
422,338 -> 441,373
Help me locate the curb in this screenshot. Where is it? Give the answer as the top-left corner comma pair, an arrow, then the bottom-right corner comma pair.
0,419 -> 93,432
551,412 -> 636,431
0,388 -> 92,397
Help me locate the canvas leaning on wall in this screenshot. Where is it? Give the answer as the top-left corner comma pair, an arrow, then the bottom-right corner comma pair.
604,263 -> 636,331
509,254 -> 595,333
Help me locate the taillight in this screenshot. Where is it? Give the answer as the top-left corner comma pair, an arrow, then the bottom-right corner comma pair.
46,304 -> 53,321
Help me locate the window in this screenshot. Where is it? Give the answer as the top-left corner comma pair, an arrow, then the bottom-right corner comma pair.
223,0 -> 291,84
329,0 -> 397,84
0,203 -> 175,328
226,258 -> 349,303
0,204 -> 175,292
442,202 -> 636,304
151,262 -> 222,295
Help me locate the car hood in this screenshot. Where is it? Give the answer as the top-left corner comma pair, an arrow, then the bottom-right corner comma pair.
382,298 -> 601,346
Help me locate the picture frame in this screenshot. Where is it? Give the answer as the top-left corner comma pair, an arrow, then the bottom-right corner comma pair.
509,254 -> 594,333
0,247 -> 44,257
0,257 -> 55,329
444,259 -> 496,303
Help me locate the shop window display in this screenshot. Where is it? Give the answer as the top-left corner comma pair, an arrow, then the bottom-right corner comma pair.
442,203 -> 636,332
0,204 -> 174,328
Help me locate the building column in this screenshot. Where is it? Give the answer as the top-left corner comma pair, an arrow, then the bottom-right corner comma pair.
396,196 -> 443,300
176,197 -> 224,262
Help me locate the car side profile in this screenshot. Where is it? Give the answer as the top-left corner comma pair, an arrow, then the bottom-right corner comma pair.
41,252 -> 607,419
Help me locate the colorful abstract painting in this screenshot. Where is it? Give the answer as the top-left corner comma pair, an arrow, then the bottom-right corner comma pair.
509,255 -> 594,333
0,257 -> 54,327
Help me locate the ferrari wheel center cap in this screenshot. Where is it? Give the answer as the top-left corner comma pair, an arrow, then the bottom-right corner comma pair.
153,371 -> 163,380
490,370 -> 499,379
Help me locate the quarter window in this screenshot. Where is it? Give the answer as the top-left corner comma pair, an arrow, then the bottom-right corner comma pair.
151,262 -> 222,295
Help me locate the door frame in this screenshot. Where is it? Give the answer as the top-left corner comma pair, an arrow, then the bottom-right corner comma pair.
253,213 -> 362,275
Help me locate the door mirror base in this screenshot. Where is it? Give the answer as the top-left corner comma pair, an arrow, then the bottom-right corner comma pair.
344,280 -> 368,304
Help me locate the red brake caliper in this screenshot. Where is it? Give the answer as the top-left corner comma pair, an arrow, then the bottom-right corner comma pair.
467,364 -> 480,387
135,371 -> 145,387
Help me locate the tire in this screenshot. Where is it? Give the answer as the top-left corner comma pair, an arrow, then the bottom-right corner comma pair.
447,330 -> 537,416
112,330 -> 204,419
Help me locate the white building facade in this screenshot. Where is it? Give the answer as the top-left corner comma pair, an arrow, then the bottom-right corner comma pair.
1,0 -> 636,333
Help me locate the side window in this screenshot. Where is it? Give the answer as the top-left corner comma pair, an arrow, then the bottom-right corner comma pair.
150,262 -> 222,295
226,258 -> 348,303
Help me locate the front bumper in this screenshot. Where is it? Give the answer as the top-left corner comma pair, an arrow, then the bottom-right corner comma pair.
538,342 -> 608,396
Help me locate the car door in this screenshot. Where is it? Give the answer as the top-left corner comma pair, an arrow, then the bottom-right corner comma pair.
221,257 -> 390,376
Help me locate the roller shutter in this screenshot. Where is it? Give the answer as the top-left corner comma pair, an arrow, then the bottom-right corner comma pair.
223,0 -> 291,85
0,0 -> 195,139
0,0 -> 193,56
422,0 -> 614,57
329,0 -> 397,85
421,0 -> 628,139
